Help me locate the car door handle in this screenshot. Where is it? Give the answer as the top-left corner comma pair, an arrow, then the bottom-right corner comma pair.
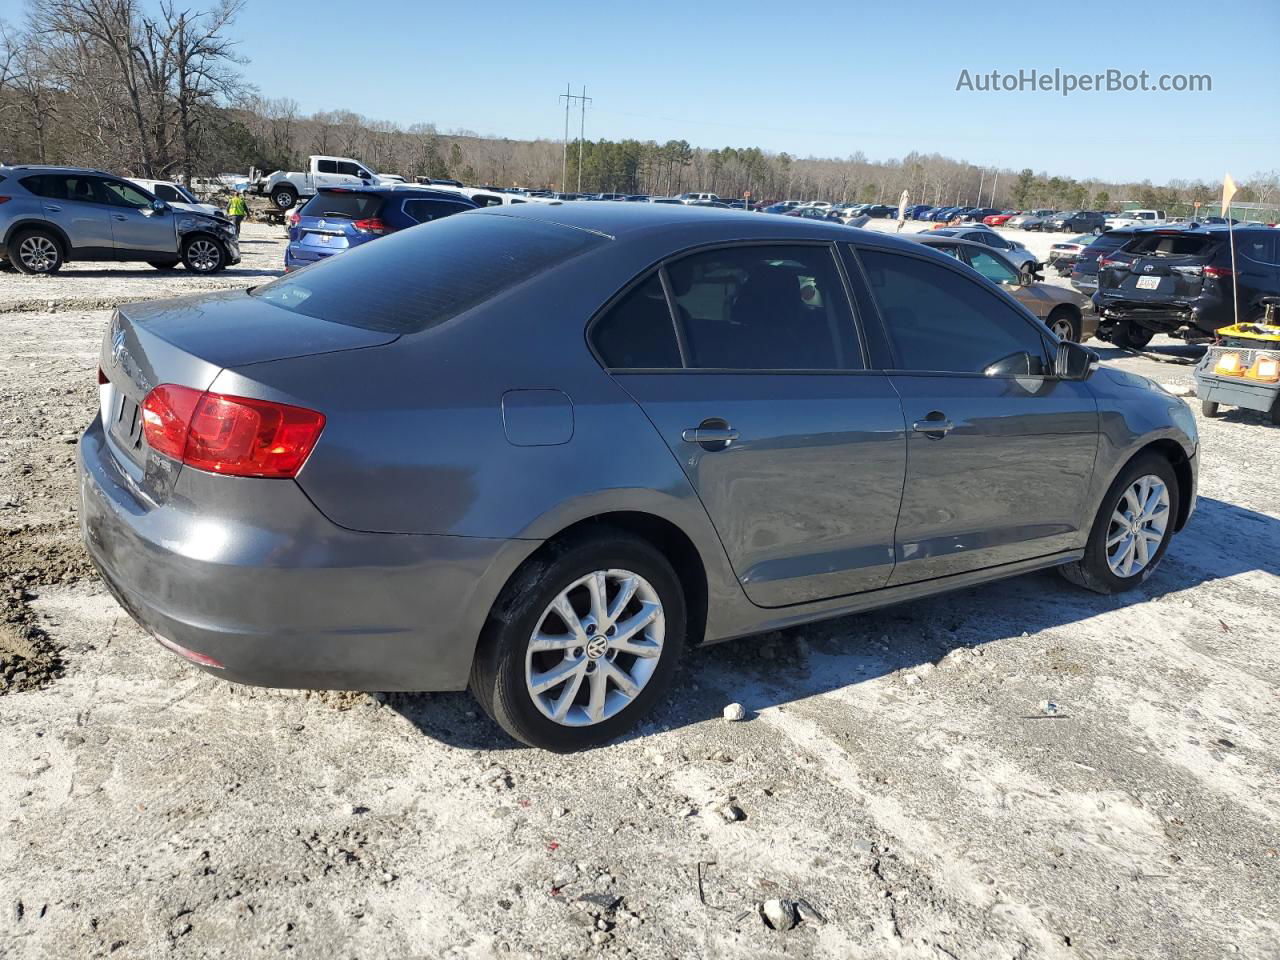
912,414 -> 954,438
43,204 -> 62,212
113,214 -> 128,221
682,423 -> 739,449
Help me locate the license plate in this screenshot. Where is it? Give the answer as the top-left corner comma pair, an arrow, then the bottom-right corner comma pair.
1136,275 -> 1160,290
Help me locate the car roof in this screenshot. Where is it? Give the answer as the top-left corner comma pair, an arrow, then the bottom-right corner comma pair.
468,201 -> 965,261
0,163 -> 117,176
313,186 -> 474,201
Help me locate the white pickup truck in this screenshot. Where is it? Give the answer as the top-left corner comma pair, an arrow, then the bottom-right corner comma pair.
1105,209 -> 1168,231
257,155 -> 388,210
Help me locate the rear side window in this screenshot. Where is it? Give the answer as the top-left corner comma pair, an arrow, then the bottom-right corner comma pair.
470,194 -> 503,207
666,245 -> 861,370
252,214 -> 605,334
592,273 -> 682,369
22,174 -> 103,203
1084,232 -> 1129,254
1239,233 -> 1277,265
402,198 -> 472,223
316,160 -> 338,174
859,249 -> 1049,375
300,192 -> 383,219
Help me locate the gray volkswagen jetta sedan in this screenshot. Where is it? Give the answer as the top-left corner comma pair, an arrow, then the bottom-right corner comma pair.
80,203 -> 1198,751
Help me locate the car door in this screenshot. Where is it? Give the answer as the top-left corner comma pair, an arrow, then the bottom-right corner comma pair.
20,173 -> 114,255
1236,232 -> 1278,307
594,244 -> 908,607
97,178 -> 177,257
335,161 -> 370,187
849,245 -> 1099,584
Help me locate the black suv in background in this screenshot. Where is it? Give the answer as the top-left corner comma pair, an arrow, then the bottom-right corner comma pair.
1047,210 -> 1106,233
1070,227 -> 1137,293
1094,225 -> 1280,347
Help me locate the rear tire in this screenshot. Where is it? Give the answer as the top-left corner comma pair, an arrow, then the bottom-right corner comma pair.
10,229 -> 64,275
271,186 -> 298,210
1111,321 -> 1154,350
470,532 -> 687,752
1059,453 -> 1178,594
1200,399 -> 1222,418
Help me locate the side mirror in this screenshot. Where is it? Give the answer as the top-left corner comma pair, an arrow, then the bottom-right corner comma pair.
1055,340 -> 1097,380
151,199 -> 168,213
985,351 -> 1045,377
1018,270 -> 1034,287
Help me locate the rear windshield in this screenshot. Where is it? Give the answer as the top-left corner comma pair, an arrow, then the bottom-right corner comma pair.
300,191 -> 383,219
1084,232 -> 1130,253
252,213 -> 606,334
1125,234 -> 1219,257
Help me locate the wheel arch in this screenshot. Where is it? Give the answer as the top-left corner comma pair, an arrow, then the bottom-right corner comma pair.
494,511 -> 711,648
3,219 -> 72,261
1118,438 -> 1195,532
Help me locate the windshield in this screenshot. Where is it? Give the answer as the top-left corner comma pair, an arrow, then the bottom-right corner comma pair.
253,213 -> 607,334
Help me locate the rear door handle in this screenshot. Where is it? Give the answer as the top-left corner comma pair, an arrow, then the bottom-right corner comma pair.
113,214 -> 128,221
912,415 -> 954,438
43,204 -> 62,212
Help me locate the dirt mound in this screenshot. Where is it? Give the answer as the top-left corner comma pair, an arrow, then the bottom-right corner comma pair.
0,580 -> 64,694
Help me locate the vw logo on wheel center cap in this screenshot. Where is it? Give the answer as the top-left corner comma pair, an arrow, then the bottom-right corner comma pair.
586,636 -> 608,660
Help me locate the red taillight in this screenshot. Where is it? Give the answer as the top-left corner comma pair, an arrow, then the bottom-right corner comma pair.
1099,257 -> 1127,269
141,384 -> 325,479
97,366 -> 109,385
288,211 -> 300,226
0,196 -> 10,204
1204,265 -> 1233,279
352,217 -> 386,235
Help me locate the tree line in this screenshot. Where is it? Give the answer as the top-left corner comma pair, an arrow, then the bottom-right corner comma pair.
2,1 -> 1277,214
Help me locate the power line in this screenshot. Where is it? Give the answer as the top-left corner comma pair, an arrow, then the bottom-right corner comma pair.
558,84 -> 591,193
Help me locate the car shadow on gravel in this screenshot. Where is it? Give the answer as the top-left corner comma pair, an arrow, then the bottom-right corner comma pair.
388,496 -> 1279,750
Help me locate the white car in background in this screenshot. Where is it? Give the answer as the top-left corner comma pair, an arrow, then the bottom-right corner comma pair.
127,179 -> 228,220
1105,209 -> 1168,230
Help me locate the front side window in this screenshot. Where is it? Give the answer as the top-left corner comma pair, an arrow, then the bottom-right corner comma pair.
592,273 -> 681,369
858,249 -> 1049,375
153,184 -> 180,203
666,245 -> 861,370
100,179 -> 153,209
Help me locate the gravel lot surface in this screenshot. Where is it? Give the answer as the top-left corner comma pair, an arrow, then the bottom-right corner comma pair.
1,217 -> 1277,960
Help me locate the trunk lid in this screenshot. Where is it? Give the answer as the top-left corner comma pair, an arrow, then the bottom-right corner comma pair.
1099,232 -> 1219,301
97,289 -> 397,491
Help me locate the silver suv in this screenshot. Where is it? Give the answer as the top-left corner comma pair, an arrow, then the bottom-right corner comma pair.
0,165 -> 240,275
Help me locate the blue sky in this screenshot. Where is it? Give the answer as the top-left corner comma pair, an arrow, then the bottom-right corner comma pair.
9,0 -> 1278,183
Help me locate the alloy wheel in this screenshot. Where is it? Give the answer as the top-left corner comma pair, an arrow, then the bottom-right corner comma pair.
187,239 -> 222,272
1050,316 -> 1075,340
19,235 -> 59,272
524,569 -> 665,727
1105,474 -> 1170,577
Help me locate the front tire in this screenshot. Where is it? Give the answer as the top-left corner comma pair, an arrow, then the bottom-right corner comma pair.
10,229 -> 64,275
1201,399 -> 1222,418
181,236 -> 226,273
1059,454 -> 1178,594
471,532 -> 687,751
1047,307 -> 1082,342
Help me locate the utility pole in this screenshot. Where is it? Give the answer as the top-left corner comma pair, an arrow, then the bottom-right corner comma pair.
558,85 -> 592,194
977,168 -> 986,208
577,85 -> 590,194
989,168 -> 999,207
559,83 -> 571,192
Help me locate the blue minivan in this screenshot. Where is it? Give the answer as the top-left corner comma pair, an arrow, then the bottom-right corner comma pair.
285,186 -> 475,270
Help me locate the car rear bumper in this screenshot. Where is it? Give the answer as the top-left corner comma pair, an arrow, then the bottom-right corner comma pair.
78,415 -> 539,691
284,244 -> 340,269
1094,295 -> 1226,336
